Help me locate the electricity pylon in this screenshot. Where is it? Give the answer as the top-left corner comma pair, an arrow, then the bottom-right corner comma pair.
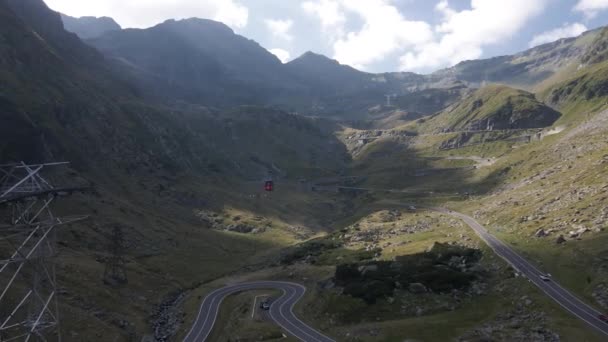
103,225 -> 128,286
0,162 -> 87,341
385,94 -> 397,107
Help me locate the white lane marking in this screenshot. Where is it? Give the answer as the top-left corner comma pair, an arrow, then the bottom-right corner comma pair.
184,285 -> 230,341
284,283 -> 336,342
269,287 -> 323,342
493,242 -> 608,333
493,237 -> 605,316
192,284 -> 263,341
460,213 -> 606,319
185,282 -> 334,342
440,209 -> 608,336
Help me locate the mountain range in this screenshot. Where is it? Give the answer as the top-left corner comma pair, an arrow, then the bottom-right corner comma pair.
4,0 -> 608,340
62,13 -> 607,121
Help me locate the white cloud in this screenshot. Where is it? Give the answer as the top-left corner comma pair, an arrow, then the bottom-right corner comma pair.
302,0 -> 433,70
529,23 -> 587,47
269,48 -> 291,63
574,0 -> 608,18
302,0 -> 346,35
44,0 -> 249,29
303,0 -> 546,72
399,0 -> 548,72
265,19 -> 294,41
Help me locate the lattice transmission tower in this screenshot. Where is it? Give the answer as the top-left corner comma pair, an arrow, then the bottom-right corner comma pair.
0,162 -> 87,342
103,225 -> 128,286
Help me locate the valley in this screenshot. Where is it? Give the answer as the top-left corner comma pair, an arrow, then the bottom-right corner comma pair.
2,1 -> 608,341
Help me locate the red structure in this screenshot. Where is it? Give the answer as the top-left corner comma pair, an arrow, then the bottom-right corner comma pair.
264,180 -> 274,192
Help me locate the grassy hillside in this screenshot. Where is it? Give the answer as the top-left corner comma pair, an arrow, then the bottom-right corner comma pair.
420,85 -> 560,133
543,60 -> 608,124
0,2 -> 353,340
433,28 -> 602,90
6,1 -> 608,341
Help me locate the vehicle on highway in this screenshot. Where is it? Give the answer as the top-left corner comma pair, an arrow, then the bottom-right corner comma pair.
599,314 -> 608,323
539,275 -> 551,281
260,301 -> 271,310
408,205 -> 416,210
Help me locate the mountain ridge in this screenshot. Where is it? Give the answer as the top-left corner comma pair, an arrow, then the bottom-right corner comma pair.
5,2 -> 608,340
78,13 -> 608,119
61,13 -> 121,39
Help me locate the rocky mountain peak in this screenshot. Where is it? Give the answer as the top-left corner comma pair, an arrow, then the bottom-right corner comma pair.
61,14 -> 121,39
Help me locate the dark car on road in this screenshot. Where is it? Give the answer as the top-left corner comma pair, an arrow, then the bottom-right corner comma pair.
599,314 -> 608,323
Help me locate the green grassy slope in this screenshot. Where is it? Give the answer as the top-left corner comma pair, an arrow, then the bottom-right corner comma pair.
0,2 -> 354,340
420,85 -> 561,133
543,60 -> 608,125
433,27 -> 602,91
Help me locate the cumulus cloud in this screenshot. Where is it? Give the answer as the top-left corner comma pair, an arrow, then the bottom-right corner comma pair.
399,0 -> 548,72
574,0 -> 608,18
302,0 -> 346,36
265,19 -> 294,41
269,48 -> 291,63
302,0 -> 432,70
303,0 -> 547,72
44,0 -> 249,29
529,23 -> 587,48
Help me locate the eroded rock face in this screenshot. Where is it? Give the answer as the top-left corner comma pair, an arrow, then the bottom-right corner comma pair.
151,290 -> 187,342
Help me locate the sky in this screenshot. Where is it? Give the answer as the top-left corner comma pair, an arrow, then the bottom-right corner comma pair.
45,0 -> 608,74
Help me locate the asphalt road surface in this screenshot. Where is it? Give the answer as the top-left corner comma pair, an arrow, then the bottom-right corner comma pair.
432,207 -> 608,337
183,281 -> 335,342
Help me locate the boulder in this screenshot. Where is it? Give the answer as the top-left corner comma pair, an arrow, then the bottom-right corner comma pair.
225,224 -> 255,233
358,265 -> 378,275
556,235 -> 566,244
408,282 -> 427,294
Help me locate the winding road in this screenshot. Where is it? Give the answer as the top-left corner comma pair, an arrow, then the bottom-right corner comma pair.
432,207 -> 608,337
183,281 -> 335,342
183,205 -> 608,340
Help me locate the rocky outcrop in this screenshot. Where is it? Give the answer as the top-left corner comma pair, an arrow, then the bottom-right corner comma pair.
195,210 -> 267,234
61,13 -> 121,39
458,299 -> 560,342
150,290 -> 187,342
408,283 -> 427,294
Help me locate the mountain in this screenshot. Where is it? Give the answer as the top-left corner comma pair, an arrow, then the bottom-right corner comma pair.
423,85 -> 561,132
1,0 -> 348,183
431,27 -> 603,91
285,51 -> 372,92
61,13 -> 121,39
82,20 -> 608,120
87,18 -> 301,107
0,2 -> 350,339
7,1 -> 608,340
86,22 -> 456,118
5,0 -> 104,67
284,52 -> 436,117
393,82 -> 469,115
